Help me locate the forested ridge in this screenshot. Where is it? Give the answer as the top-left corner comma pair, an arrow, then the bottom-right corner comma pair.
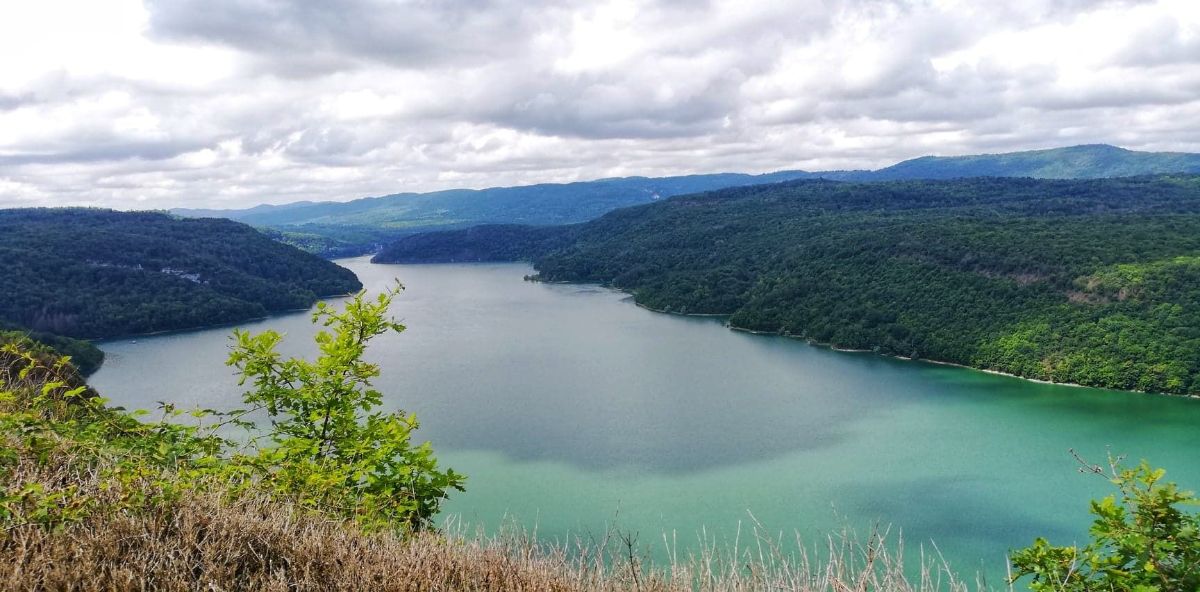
0,208 -> 362,342
372,224 -> 577,264
864,144 -> 1200,180
377,175 -> 1200,395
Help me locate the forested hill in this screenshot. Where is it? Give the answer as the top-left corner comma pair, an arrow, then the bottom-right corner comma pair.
867,144 -> 1200,180
377,175 -> 1200,396
372,224 -> 577,264
0,209 -> 362,341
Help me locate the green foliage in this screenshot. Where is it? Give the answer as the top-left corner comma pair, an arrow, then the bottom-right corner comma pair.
1011,457 -> 1200,592
2,287 -> 462,535
0,328 -> 104,376
0,338 -> 239,531
1080,257 -> 1200,302
387,175 -> 1200,395
261,225 -> 406,258
228,285 -> 464,531
373,224 -> 577,264
0,208 -> 362,340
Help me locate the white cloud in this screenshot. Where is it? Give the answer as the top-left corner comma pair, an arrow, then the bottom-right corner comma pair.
0,0 -> 1198,209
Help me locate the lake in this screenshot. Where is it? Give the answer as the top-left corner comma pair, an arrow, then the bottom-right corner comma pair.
90,256 -> 1200,583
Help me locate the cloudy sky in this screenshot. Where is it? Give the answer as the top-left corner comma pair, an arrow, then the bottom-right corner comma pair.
1,0 -> 1198,209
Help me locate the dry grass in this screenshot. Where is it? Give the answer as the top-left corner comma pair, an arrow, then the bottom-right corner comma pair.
1,493 -> 982,592
1,446 -> 982,592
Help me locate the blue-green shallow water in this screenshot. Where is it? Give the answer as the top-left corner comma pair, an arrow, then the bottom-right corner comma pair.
90,256 -> 1200,584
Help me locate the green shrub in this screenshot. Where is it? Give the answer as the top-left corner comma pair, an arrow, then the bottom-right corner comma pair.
2,286 -> 463,535
1011,455 -> 1200,591
228,283 -> 465,531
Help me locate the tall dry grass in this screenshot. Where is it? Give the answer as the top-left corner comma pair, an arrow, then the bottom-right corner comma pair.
2,496 -> 982,591
0,439 -> 983,592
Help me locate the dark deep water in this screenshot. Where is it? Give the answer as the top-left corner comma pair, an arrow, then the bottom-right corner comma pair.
91,257 -> 1200,582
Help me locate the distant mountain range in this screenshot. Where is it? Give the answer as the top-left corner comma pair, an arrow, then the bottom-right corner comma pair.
174,170 -> 823,256
862,144 -> 1200,181
175,144 -> 1200,256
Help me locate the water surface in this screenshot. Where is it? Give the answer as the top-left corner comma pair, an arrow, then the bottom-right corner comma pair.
91,256 -> 1200,582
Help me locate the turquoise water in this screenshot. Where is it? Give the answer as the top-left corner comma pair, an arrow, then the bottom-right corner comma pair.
90,256 -> 1200,583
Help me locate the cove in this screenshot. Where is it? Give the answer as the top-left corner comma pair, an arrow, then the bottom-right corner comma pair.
90,256 -> 1200,583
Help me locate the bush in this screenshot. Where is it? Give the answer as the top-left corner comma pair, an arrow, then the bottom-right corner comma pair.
228,283 -> 465,531
1,286 -> 463,536
1010,453 -> 1200,591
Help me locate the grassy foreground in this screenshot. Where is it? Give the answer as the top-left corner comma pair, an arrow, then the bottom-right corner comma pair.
1,488 -> 975,591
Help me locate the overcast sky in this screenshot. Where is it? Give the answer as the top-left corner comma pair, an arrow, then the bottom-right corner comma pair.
1,0 -> 1198,209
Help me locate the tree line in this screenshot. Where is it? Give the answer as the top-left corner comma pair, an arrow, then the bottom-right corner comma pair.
378,175 -> 1200,395
0,208 -> 362,370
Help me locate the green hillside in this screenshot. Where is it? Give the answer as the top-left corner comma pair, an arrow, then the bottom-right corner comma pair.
377,175 -> 1200,395
0,208 -> 362,341
869,144 -> 1200,180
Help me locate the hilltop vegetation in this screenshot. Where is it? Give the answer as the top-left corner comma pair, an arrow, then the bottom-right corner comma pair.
0,326 -> 103,376
0,208 -> 362,340
183,145 -> 1200,256
379,175 -> 1200,396
0,288 -> 464,548
372,224 -> 576,263
868,144 -> 1200,180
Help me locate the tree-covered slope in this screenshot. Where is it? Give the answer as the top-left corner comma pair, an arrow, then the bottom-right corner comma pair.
867,144 -> 1200,180
372,224 -> 577,264
380,176 -> 1200,395
0,208 -> 362,339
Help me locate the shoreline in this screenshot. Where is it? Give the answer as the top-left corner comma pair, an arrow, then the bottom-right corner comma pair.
526,275 -> 731,318
530,275 -> 1091,392
688,303 -> 1192,398
324,267 -> 1195,399
88,290 -> 358,344
633,301 -> 728,317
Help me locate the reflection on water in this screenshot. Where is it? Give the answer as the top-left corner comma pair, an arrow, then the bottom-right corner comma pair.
91,256 -> 1200,581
